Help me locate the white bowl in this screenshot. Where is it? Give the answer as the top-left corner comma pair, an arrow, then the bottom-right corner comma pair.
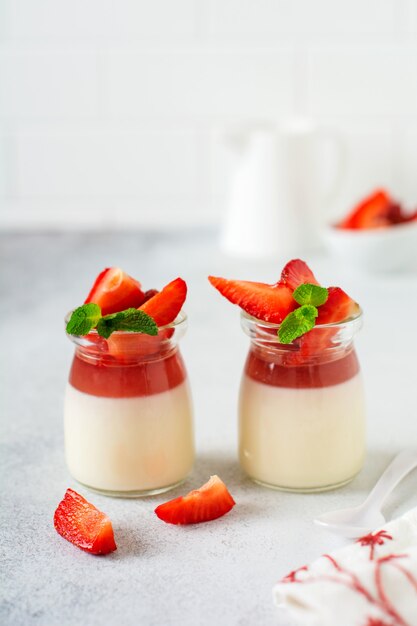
323,220 -> 417,273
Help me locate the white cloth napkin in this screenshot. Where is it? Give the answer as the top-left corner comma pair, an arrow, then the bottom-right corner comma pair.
273,507 -> 417,626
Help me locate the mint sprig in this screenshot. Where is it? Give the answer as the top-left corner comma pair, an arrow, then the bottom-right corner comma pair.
293,283 -> 328,307
66,304 -> 158,339
277,283 -> 330,344
66,303 -> 102,336
96,308 -> 158,339
278,305 -> 318,344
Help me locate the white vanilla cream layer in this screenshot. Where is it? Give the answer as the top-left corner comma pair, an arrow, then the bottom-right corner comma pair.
64,381 -> 194,493
239,373 -> 366,490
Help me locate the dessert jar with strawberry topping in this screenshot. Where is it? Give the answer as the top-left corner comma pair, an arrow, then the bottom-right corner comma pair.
238,310 -> 365,492
64,270 -> 194,497
209,259 -> 366,492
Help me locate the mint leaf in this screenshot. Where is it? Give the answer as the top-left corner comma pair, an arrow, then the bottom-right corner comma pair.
293,283 -> 328,307
66,303 -> 101,336
278,305 -> 318,344
96,308 -> 158,339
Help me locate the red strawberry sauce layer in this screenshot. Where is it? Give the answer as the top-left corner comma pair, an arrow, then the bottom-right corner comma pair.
245,347 -> 360,389
69,350 -> 186,398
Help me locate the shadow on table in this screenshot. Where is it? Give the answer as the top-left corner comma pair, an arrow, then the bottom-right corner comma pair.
315,446 -> 417,518
187,450 -> 248,490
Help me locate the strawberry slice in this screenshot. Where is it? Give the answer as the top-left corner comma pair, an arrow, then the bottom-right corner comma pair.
208,276 -> 295,324
387,204 -> 417,225
155,475 -> 235,525
298,287 -> 360,358
280,259 -> 319,291
85,267 -> 145,315
54,488 -> 117,555
139,277 -> 187,326
142,288 -> 159,303
316,286 -> 359,325
337,189 -> 393,229
107,280 -> 185,358
337,189 -> 417,229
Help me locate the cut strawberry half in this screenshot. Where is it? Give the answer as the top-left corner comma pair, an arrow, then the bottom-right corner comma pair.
316,286 -> 359,325
337,189 -> 417,229
106,281 -> 184,358
155,475 -> 235,525
280,259 -> 319,291
85,267 -> 145,315
54,488 -> 117,555
142,289 -> 159,303
298,287 -> 360,358
139,277 -> 187,327
208,276 -> 295,324
337,189 -> 393,229
387,204 -> 417,224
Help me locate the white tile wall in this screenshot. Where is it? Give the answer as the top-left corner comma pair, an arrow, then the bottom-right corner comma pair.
0,51 -> 99,118
323,125 -> 396,221
7,0 -> 196,43
205,0 -> 400,41
14,127 -> 199,197
396,127 -> 417,207
1,0 -> 417,229
0,135 -> 6,199
308,46 -> 417,117
105,50 -> 294,121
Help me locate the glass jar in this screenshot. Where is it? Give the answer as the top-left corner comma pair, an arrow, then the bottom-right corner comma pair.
238,310 -> 365,492
64,312 -> 194,497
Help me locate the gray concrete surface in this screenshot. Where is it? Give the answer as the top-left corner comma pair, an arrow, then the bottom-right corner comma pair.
1,231 -> 417,626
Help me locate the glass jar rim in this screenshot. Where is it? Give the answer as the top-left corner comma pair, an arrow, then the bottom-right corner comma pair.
240,307 -> 363,331
240,307 -> 363,360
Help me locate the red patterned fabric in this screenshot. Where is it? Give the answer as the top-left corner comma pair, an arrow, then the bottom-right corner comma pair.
273,509 -> 417,626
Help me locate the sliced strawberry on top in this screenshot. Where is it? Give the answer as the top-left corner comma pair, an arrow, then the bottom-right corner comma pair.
54,488 -> 117,555
208,276 -> 295,324
141,289 -> 159,303
316,286 -> 359,325
297,286 -> 360,359
139,277 -> 187,327
85,267 -> 145,315
155,475 -> 235,525
107,281 -> 185,358
279,259 -> 319,291
337,189 -> 393,230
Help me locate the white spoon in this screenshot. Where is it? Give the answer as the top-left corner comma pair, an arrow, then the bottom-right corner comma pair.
314,449 -> 417,538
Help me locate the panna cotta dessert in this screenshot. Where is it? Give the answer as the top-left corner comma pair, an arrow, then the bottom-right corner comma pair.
64,268 -> 194,496
209,259 -> 366,492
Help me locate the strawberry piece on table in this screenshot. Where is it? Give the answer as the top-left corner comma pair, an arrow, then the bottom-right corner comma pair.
85,267 -> 145,315
337,189 -> 393,229
54,488 -> 117,555
280,259 -> 319,291
139,277 -> 187,327
155,475 -> 235,525
208,276 -> 295,324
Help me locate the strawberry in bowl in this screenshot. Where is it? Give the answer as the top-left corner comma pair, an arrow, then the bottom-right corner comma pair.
209,259 -> 365,493
325,189 -> 417,272
64,269 -> 194,497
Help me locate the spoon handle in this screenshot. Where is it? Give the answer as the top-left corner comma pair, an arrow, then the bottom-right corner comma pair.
364,449 -> 417,511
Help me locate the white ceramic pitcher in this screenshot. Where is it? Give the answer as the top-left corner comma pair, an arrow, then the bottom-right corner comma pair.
220,119 -> 346,259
